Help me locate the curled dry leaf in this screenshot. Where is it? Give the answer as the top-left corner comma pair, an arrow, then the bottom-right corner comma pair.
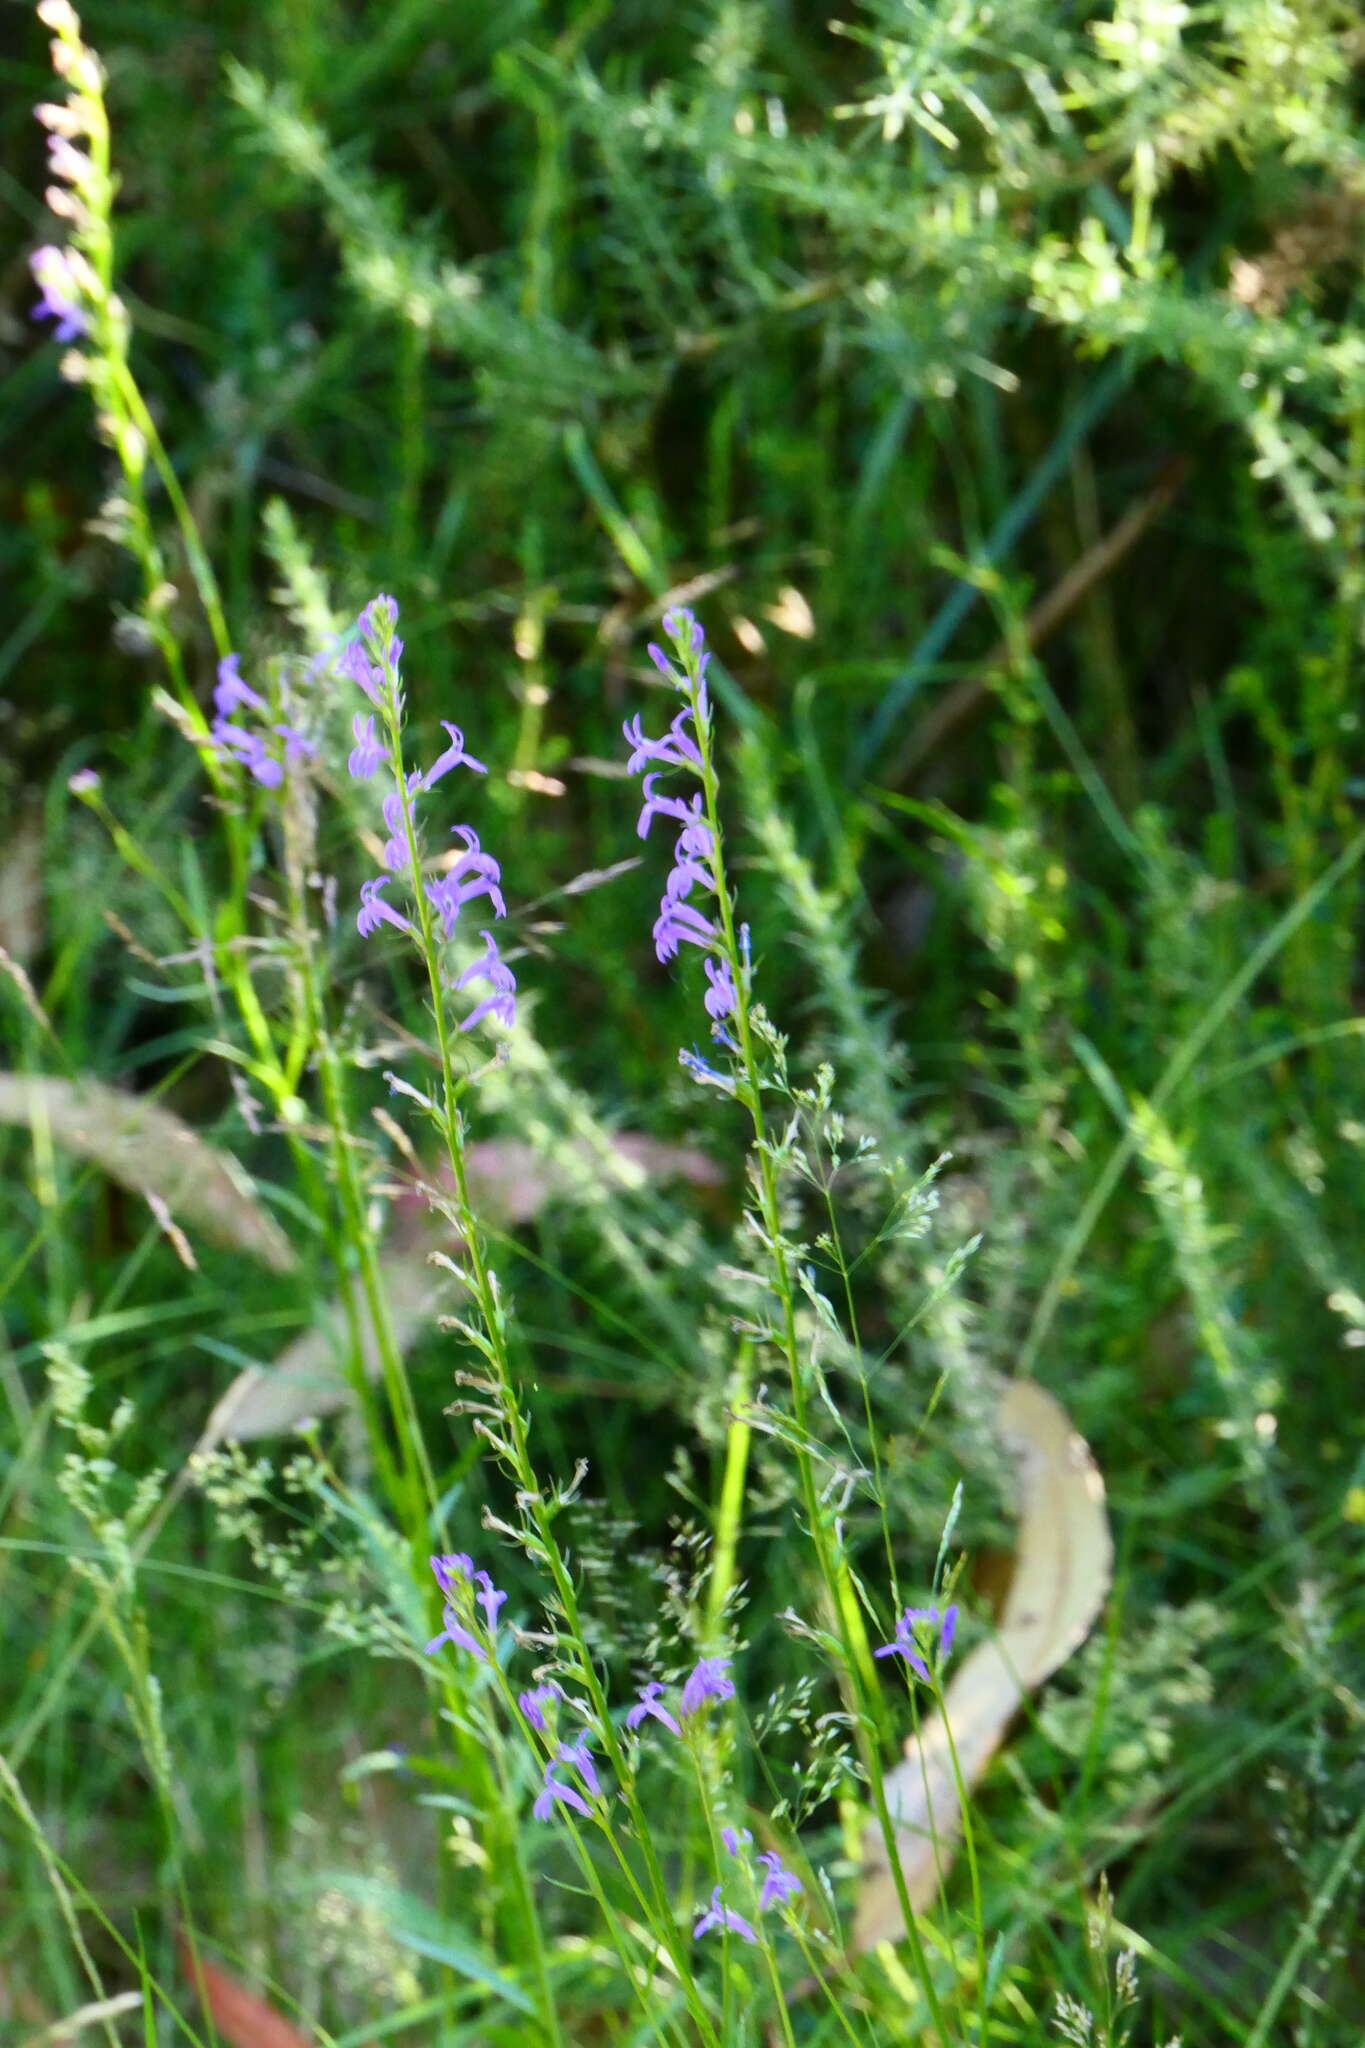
0,1073 -> 294,1274
854,1378 -> 1112,1949
202,1134 -> 721,1445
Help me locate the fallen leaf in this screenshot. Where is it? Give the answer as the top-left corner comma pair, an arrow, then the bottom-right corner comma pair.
195,1252 -> 442,1450
178,1942 -> 314,2048
0,1074 -> 294,1274
200,1135 -> 721,1445
854,1378 -> 1112,1948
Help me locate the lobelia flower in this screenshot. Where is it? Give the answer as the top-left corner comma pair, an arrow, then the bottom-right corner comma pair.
756,1850 -> 802,1910
533,1769 -> 592,1822
357,876 -> 413,940
428,829 -> 507,932
430,1553 -> 475,1597
874,1602 -> 959,1682
348,712 -> 383,780
720,1826 -> 753,1855
680,1656 -> 735,1718
693,1886 -> 757,1946
555,1742 -> 601,1799
518,1682 -> 562,1732
474,1569 -> 507,1634
30,242 -> 88,342
625,1680 -> 682,1737
456,929 -> 517,1031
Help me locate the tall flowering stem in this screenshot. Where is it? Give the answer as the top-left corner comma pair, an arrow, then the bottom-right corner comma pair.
630,610 -> 953,2032
347,600 -> 721,2048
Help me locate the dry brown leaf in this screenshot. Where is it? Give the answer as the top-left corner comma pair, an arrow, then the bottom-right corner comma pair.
854,1378 -> 1111,1949
196,1252 -> 442,1450
199,1134 -> 721,1446
0,1074 -> 294,1274
179,1942 -> 314,2048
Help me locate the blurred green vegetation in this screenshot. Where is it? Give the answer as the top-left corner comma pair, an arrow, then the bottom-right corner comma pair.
3,0 -> 1365,2041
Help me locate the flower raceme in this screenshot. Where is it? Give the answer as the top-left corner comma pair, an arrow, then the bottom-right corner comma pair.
342,595 -> 516,1033
623,609 -> 740,1027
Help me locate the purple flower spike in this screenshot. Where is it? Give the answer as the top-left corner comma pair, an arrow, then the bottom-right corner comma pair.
518,1682 -> 561,1731
680,1656 -> 734,1719
30,244 -> 87,342
424,722 -> 487,787
425,1606 -> 487,1661
456,929 -> 517,1030
430,1553 -> 475,1598
474,1570 -> 507,1634
625,1681 -> 681,1737
721,1826 -> 753,1856
357,876 -> 413,940
693,1886 -> 757,1946
349,712 -> 384,780
757,1851 -> 803,1910
533,1772 -> 592,1822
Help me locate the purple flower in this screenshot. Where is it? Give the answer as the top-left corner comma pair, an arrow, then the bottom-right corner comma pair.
637,774 -> 705,842
30,243 -> 86,342
423,722 -> 487,787
693,1886 -> 757,1945
456,929 -> 517,1031
721,1826 -> 752,1855
757,1851 -> 802,1910
358,593 -> 400,647
874,1603 -> 959,1681
653,898 -> 717,964
518,1682 -> 561,1731
380,785 -> 421,873
625,1681 -> 681,1737
357,876 -> 413,940
623,708 -> 702,777
680,1657 -> 734,1718
430,1553 -> 475,1598
474,1569 -> 507,1634
424,1606 -> 486,1660
338,638 -> 386,707
348,712 -> 384,780
533,1771 -> 592,1822
427,828 -> 506,933
215,723 -> 284,788
703,958 -> 736,1021
213,654 -> 267,721
555,1742 -> 601,1799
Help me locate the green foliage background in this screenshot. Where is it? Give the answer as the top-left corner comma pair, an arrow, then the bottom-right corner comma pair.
3,0 -> 1365,2041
